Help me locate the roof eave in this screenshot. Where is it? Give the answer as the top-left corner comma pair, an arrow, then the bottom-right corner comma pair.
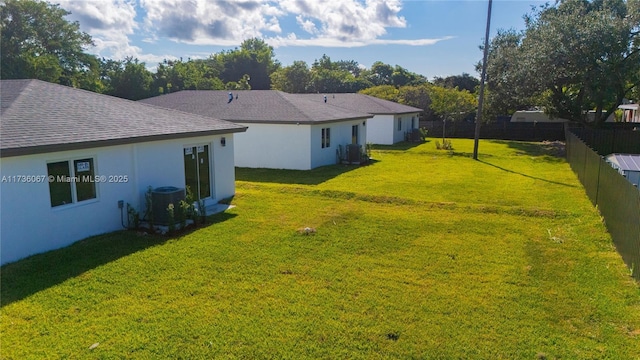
0,127 -> 247,158
371,110 -> 422,115
223,115 -> 373,125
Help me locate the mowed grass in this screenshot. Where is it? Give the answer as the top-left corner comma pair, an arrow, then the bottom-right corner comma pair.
2,138 -> 639,359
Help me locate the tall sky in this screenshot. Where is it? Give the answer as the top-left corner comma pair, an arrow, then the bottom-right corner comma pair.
52,0 -> 546,79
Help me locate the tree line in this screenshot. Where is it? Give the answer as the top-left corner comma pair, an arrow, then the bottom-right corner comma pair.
3,0 -> 637,124
482,0 -> 640,124
0,0 -> 480,122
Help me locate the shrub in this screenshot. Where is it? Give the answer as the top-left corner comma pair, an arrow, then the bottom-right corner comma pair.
419,127 -> 429,142
166,203 -> 175,234
435,139 -> 454,150
126,203 -> 140,229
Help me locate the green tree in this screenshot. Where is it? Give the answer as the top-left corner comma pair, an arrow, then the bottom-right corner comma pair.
154,59 -> 224,94
358,85 -> 400,101
432,73 -> 479,93
484,0 -> 640,123
398,84 -> 434,120
0,0 -> 98,87
335,59 -> 363,77
225,74 -> 252,90
364,61 -> 394,86
270,61 -> 312,93
428,85 -> 477,141
213,38 -> 280,90
481,29 -> 538,119
102,57 -> 154,100
309,55 -> 371,93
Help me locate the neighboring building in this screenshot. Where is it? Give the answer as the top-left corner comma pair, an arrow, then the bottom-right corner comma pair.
510,110 -> 570,123
605,154 -> 640,187
0,79 -> 246,265
292,93 -> 422,145
140,90 -> 372,170
618,104 -> 639,123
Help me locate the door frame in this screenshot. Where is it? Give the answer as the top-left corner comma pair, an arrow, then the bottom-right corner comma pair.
183,143 -> 214,201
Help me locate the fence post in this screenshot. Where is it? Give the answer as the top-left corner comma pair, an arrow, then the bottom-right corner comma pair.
595,156 -> 602,205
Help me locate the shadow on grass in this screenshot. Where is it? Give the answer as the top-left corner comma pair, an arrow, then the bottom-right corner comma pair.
235,160 -> 379,185
0,212 -> 237,307
372,140 -> 429,152
448,151 -> 495,159
478,160 -> 577,188
489,140 -> 566,161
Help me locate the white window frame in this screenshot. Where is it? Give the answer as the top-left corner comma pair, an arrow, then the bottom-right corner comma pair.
47,156 -> 98,208
321,127 -> 331,148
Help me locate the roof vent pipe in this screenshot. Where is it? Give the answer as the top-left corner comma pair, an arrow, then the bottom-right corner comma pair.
324,95 -> 327,103
228,92 -> 233,103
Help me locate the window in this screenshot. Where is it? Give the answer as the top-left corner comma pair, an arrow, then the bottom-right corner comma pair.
351,125 -> 359,145
411,117 -> 416,129
397,118 -> 402,131
47,158 -> 96,207
321,128 -> 331,148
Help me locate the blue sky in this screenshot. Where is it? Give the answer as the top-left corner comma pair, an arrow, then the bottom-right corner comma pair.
54,0 -> 545,80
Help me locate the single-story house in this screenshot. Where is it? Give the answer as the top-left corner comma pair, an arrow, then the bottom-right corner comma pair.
618,104 -> 639,123
140,91 -> 372,170
0,79 -> 246,265
605,153 -> 640,187
291,93 -> 422,145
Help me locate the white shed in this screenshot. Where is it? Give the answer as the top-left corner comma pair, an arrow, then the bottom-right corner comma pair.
0,80 -> 246,264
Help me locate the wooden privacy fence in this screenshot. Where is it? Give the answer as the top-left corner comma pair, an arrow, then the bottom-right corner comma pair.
565,129 -> 640,279
569,127 -> 640,155
420,120 -> 565,142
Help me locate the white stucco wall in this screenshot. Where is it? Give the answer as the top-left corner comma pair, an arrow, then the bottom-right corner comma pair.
0,134 -> 235,265
366,115 -> 395,145
233,123 -> 312,170
393,114 -> 420,144
233,120 -> 369,170
309,119 -> 368,169
367,113 -> 420,145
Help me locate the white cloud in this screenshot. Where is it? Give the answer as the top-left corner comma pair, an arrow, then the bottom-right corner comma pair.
140,0 -> 284,44
268,35 -> 455,48
278,0 -> 406,41
296,15 -> 318,34
57,0 -> 137,33
48,0 -> 452,67
53,0 -> 150,61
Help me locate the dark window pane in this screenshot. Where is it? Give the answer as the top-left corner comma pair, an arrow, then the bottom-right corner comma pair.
74,158 -> 96,202
48,161 -> 72,207
326,128 -> 330,147
184,147 -> 198,198
198,145 -> 211,199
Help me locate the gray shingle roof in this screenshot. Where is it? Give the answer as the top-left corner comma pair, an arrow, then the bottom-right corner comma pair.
139,90 -> 372,124
0,79 -> 246,157
290,93 -> 422,115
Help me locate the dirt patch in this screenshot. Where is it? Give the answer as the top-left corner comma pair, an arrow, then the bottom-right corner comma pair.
540,140 -> 566,157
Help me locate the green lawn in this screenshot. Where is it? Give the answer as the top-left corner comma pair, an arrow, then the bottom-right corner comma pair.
2,138 -> 639,359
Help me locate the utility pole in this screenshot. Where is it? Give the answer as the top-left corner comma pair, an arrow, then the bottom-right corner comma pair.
473,0 -> 493,160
